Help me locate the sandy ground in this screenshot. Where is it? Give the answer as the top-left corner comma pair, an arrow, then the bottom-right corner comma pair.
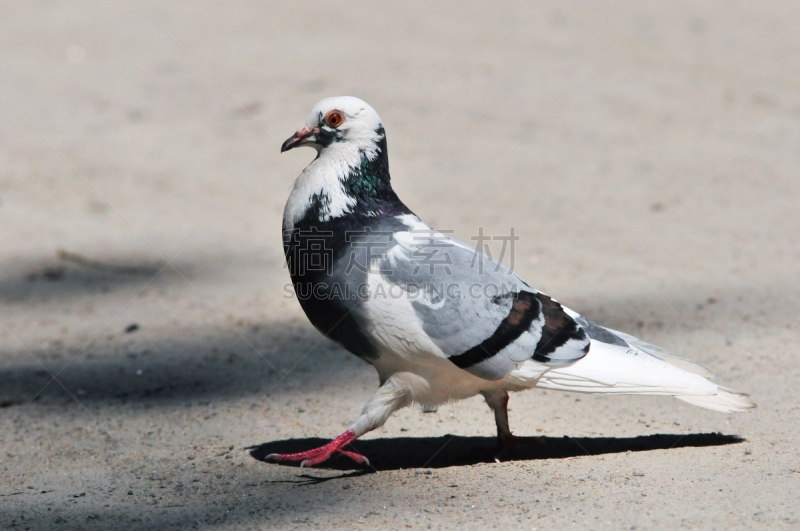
1,2 -> 800,529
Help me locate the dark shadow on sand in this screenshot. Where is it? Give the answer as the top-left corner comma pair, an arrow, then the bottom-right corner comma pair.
248,432 -> 744,471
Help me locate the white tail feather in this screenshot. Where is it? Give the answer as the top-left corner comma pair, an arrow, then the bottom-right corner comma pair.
608,328 -> 715,378
511,339 -> 756,413
676,387 -> 756,413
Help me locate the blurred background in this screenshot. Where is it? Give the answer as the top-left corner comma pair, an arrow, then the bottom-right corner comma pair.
1,2 -> 799,529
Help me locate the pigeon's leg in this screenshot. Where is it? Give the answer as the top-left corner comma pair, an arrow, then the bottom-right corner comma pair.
266,373 -> 414,468
479,389 -> 544,463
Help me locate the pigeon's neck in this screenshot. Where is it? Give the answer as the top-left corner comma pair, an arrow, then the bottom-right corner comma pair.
342,134 -> 395,204
283,133 -> 408,229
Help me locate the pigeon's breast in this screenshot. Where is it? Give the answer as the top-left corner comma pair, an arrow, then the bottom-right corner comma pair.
282,214 -> 409,361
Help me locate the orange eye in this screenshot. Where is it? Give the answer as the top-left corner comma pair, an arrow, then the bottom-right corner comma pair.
324,110 -> 345,128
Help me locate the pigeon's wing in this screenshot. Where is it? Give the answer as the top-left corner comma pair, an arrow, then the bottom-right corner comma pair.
605,327 -> 714,377
372,215 -> 590,380
569,313 -> 714,378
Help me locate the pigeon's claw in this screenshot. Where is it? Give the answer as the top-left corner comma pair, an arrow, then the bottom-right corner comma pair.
299,449 -> 368,469
336,450 -> 371,466
266,430 -> 369,468
265,445 -> 326,462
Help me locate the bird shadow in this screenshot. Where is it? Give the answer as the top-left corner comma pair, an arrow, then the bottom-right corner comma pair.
264,470 -> 373,485
248,432 -> 744,471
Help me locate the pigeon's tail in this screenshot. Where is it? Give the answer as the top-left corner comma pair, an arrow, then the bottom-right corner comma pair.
516,340 -> 756,412
675,386 -> 755,413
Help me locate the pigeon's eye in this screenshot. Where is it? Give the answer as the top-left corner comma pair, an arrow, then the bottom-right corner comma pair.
324,110 -> 345,128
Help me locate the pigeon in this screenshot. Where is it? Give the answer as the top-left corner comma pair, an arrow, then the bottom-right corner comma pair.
269,96 -> 755,468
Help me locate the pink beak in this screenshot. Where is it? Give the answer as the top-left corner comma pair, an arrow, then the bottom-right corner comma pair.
281,125 -> 319,152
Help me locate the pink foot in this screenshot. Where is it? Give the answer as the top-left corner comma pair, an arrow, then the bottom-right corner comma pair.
265,430 -> 370,468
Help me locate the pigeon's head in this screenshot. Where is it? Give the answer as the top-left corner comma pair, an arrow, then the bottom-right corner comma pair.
280,96 -> 384,158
